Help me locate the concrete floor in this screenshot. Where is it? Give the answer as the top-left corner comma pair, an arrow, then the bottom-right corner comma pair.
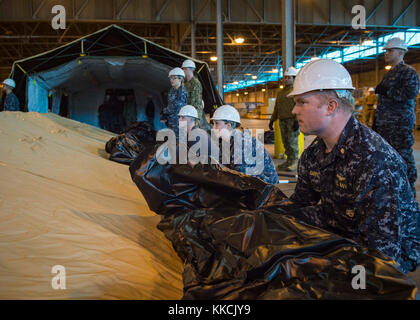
241,118 -> 420,291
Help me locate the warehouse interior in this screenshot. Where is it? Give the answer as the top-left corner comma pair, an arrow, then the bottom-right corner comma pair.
0,0 -> 420,302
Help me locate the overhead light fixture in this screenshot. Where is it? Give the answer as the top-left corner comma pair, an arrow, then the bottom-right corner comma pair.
252,75 -> 258,80
363,39 -> 374,46
210,56 -> 218,61
233,81 -> 239,85
385,65 -> 391,70
234,36 -> 245,44
272,68 -> 279,73
262,88 -> 266,92
311,56 -> 319,61
223,85 -> 226,88
280,85 -> 284,89
236,93 -> 240,96
244,92 -> 248,95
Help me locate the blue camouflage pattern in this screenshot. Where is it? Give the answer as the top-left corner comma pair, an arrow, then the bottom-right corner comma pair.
3,92 -> 20,111
161,85 -> 188,137
219,129 -> 278,185
284,116 -> 420,273
374,61 -> 420,196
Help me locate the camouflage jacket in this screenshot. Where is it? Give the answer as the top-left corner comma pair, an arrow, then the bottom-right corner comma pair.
270,85 -> 295,121
219,129 -> 278,185
283,116 -> 419,273
162,85 -> 188,133
184,76 -> 203,115
375,61 -> 419,127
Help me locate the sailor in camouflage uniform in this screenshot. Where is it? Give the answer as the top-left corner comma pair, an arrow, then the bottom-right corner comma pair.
211,105 -> 278,185
161,68 -> 188,138
281,59 -> 419,274
269,67 -> 300,171
182,59 -> 212,132
373,38 -> 420,198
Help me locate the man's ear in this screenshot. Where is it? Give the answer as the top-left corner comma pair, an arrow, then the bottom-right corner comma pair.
326,98 -> 339,116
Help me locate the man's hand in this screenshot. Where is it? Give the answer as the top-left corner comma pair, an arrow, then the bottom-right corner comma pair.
269,120 -> 274,131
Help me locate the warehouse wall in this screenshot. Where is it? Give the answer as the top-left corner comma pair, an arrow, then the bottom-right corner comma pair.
351,62 -> 420,89
225,62 -> 420,107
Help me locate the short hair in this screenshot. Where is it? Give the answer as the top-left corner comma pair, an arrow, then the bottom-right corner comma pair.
316,89 -> 355,114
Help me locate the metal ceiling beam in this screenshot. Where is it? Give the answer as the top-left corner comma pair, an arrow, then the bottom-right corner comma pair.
75,0 -> 90,20
116,0 -> 132,20
32,0 -> 46,19
156,0 -> 171,21
393,0 -> 417,26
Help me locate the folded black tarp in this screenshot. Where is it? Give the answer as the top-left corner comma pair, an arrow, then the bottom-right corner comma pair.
129,144 -> 418,299
105,121 -> 156,165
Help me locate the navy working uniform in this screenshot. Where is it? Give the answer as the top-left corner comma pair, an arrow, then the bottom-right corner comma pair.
2,92 -> 20,111
270,84 -> 300,166
282,116 -> 419,273
219,129 -> 278,185
161,86 -> 188,138
374,61 -> 420,197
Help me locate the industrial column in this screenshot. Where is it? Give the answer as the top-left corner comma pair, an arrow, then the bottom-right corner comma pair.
191,0 -> 196,59
281,0 -> 295,74
216,0 -> 224,100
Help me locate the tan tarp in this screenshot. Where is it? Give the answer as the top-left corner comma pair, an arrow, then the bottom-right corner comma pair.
0,112 -> 183,299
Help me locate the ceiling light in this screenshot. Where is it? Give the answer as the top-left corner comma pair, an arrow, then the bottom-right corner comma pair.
262,88 -> 266,92
234,36 -> 245,44
244,92 -> 248,95
233,81 -> 239,85
385,65 -> 391,70
280,85 -> 284,89
272,68 -> 279,73
210,56 -> 218,61
311,56 -> 319,61
252,75 -> 258,80
363,39 -> 374,46
236,93 -> 240,96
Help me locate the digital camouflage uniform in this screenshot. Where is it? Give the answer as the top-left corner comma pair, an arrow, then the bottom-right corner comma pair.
374,61 -> 420,197
184,76 -> 211,131
270,85 -> 299,164
2,92 -> 20,111
161,85 -> 188,138
282,116 -> 419,273
219,129 -> 278,185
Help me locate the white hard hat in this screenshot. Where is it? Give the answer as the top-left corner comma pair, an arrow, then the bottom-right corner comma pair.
284,66 -> 298,77
178,105 -> 198,118
182,59 -> 196,69
385,38 -> 408,51
287,59 -> 354,97
168,67 -> 185,78
211,105 -> 241,124
2,78 -> 16,88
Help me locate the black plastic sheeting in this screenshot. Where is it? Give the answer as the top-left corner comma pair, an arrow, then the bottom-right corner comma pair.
105,121 -> 156,165
129,144 -> 418,299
